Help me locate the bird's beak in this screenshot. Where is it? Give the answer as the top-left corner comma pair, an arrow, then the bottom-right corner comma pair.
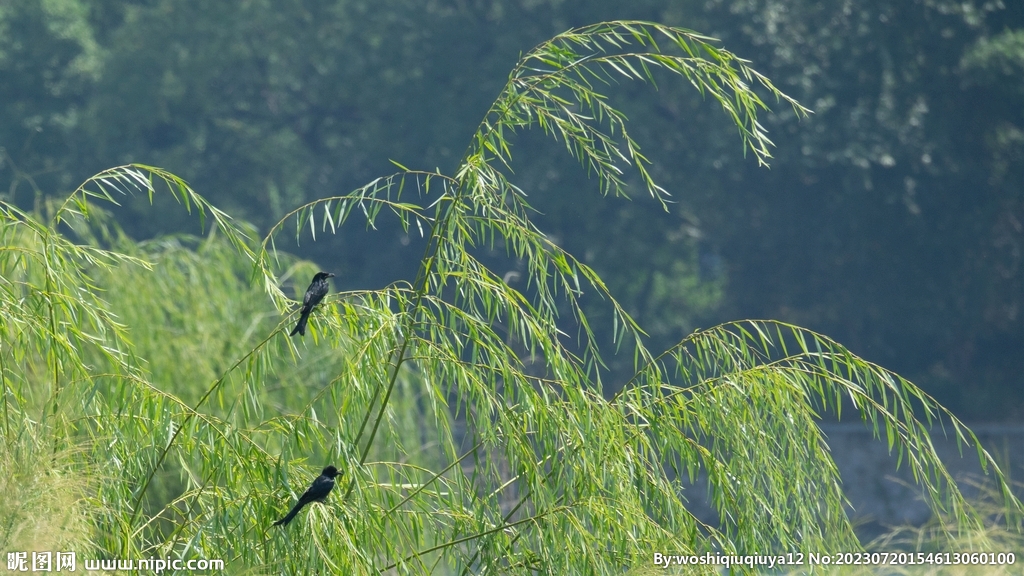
328,273 -> 336,278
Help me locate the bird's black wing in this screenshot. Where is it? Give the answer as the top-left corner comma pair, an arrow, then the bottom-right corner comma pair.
306,279 -> 329,309
302,283 -> 318,307
273,473 -> 336,526
301,474 -> 336,503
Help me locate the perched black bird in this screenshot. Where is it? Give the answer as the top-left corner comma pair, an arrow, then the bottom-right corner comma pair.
273,465 -> 341,527
289,272 -> 335,336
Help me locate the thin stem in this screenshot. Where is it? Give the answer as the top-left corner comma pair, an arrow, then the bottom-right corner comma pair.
383,440 -> 485,519
0,342 -> 9,442
383,505 -> 569,572
355,184 -> 461,465
128,328 -> 279,526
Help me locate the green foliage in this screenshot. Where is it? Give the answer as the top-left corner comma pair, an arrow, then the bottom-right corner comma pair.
1,20 -> 1020,575
0,428 -> 97,555
684,0 -> 1024,418
4,0 -> 1021,419
962,29 -> 1024,90
864,489 -> 1024,576
0,0 -> 101,197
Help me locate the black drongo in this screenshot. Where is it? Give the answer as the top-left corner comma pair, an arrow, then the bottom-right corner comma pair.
290,272 -> 334,336
273,465 -> 341,526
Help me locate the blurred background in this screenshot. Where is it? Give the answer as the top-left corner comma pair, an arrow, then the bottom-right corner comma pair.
2,0 -> 1021,426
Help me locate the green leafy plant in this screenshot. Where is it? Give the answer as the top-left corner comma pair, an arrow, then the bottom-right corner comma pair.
1,21 -> 1018,574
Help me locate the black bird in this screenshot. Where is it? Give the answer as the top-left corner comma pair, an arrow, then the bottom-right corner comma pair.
273,465 -> 341,527
289,272 -> 335,336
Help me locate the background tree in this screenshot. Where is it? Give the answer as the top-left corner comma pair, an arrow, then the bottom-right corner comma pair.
3,0 -> 1020,419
